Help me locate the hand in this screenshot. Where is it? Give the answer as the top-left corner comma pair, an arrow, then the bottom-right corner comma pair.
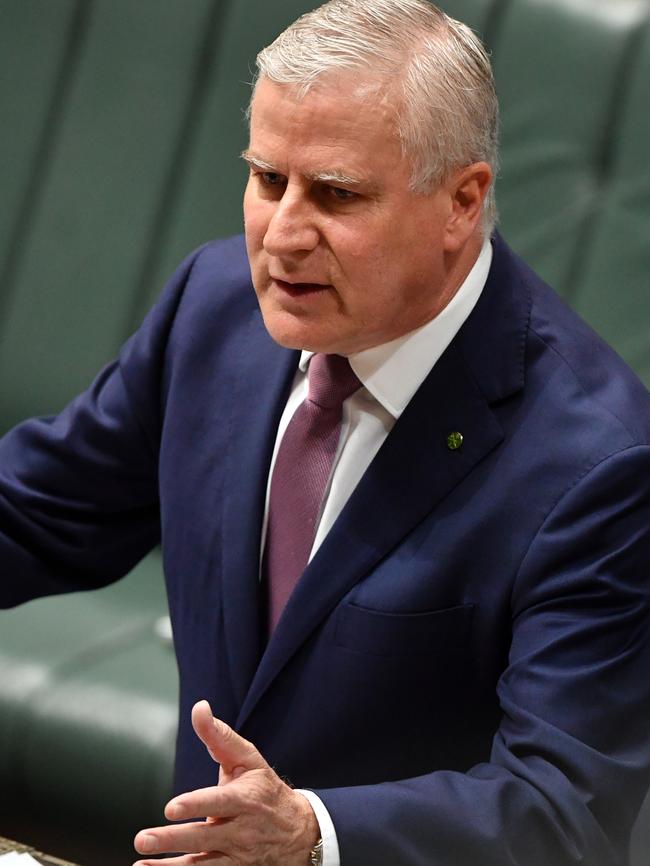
133,700 -> 320,865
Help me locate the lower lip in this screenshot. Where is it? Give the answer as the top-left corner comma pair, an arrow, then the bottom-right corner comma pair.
272,278 -> 331,297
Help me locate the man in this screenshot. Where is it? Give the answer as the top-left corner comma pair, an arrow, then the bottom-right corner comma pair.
1,1 -> 649,865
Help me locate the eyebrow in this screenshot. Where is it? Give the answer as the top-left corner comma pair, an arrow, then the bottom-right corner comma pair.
240,150 -> 366,188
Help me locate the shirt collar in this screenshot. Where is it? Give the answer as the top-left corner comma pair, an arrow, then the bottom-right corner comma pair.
299,239 -> 493,418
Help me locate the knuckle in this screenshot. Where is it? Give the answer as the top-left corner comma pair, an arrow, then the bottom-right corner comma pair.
239,789 -> 260,813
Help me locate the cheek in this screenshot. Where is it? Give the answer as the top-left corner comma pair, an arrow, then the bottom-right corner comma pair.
334,228 -> 388,278
350,243 -> 396,291
335,240 -> 394,305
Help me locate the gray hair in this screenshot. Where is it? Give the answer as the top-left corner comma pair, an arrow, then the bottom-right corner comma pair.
253,0 -> 499,235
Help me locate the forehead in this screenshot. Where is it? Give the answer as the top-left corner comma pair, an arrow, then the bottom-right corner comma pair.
248,76 -> 405,176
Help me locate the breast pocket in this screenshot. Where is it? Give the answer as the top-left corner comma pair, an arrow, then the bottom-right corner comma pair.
334,601 -> 474,657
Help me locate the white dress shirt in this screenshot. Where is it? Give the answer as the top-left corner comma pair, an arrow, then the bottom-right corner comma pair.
263,240 -> 493,865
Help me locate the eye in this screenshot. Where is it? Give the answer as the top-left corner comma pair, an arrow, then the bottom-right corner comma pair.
327,186 -> 358,202
260,171 -> 285,187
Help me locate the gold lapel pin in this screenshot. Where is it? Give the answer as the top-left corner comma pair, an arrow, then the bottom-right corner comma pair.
446,431 -> 464,451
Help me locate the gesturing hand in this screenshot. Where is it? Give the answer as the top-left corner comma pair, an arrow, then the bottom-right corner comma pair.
133,700 -> 320,865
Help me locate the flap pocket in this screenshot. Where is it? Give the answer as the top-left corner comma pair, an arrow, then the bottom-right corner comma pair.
335,602 -> 474,657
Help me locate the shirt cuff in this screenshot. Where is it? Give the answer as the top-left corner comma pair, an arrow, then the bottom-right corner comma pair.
295,789 -> 341,866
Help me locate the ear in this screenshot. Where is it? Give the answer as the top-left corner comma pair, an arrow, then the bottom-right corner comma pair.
443,162 -> 493,253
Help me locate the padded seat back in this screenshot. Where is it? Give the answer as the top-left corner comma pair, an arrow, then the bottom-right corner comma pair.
0,0 -> 224,429
571,16 -> 650,378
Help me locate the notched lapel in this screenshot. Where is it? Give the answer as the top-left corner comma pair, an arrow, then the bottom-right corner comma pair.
235,236 -> 533,727
236,341 -> 505,727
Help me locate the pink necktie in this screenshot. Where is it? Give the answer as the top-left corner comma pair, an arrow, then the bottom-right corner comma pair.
264,354 -> 361,633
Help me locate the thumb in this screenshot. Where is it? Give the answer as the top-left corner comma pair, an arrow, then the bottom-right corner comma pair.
191,699 -> 268,775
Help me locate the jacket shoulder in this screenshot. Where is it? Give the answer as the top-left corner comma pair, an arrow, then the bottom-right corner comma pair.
486,234 -> 650,448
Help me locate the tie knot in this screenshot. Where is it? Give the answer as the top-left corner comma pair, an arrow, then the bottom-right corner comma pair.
307,354 -> 361,409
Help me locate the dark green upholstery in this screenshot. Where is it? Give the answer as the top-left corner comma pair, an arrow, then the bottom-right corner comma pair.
1,1 -> 649,863
572,15 -> 650,379
0,553 -> 176,864
491,0 -> 650,383
0,0 -> 221,428
0,0 -> 77,269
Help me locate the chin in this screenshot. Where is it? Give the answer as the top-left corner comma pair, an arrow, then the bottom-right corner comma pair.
264,318 -> 347,355
260,310 -> 314,351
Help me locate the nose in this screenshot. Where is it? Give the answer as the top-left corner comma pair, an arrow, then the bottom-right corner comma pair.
263,189 -> 320,257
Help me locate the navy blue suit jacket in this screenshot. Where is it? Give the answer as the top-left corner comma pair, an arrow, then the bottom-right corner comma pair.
2,233 -> 650,865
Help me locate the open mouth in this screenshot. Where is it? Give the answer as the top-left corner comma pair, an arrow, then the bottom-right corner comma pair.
273,278 -> 330,296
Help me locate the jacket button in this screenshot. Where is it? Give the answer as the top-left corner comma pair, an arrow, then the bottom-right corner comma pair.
447,431 -> 464,450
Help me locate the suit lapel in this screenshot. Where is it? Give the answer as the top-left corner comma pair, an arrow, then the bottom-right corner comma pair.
219,311 -> 299,707
235,234 -> 532,727
236,341 -> 504,727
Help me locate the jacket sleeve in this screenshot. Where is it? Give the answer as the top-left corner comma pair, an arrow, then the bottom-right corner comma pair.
315,444 -> 650,866
0,245 -> 207,608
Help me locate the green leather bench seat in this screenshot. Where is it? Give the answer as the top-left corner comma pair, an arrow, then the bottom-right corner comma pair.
1,0 -> 649,863
0,0 -> 223,429
0,553 -> 177,865
572,14 -> 650,378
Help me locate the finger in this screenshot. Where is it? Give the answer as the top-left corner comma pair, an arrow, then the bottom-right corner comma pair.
166,772 -> 286,821
165,783 -> 248,821
191,700 -> 268,775
133,854 -> 230,866
135,822 -> 219,856
135,813 -> 242,857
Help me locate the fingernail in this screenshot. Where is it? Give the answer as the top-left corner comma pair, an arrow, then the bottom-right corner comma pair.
138,834 -> 158,854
